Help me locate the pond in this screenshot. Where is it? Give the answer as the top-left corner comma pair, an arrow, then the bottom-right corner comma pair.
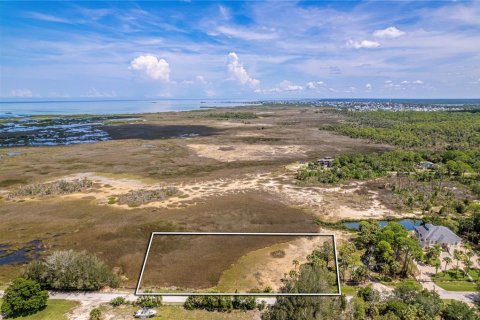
0,240 -> 44,265
343,219 -> 423,231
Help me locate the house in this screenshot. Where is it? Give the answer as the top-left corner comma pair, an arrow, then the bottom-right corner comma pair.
317,156 -> 334,168
414,223 -> 462,253
417,161 -> 435,170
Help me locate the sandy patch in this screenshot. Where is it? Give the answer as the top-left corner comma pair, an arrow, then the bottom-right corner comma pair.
13,162 -> 398,221
187,143 -> 307,162
216,237 -> 326,292
67,301 -> 101,320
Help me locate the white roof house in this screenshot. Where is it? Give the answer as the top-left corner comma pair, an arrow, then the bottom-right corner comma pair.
414,223 -> 461,250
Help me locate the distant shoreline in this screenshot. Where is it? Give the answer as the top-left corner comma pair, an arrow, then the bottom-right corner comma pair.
1,98 -> 479,118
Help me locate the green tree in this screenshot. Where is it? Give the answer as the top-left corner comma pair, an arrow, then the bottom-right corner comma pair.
432,259 -> 441,276
89,307 -> 102,320
262,264 -> 347,320
443,256 -> 452,271
442,301 -> 478,320
453,250 -> 463,276
0,278 -> 48,318
398,237 -> 422,276
308,242 -> 334,268
24,250 -> 119,290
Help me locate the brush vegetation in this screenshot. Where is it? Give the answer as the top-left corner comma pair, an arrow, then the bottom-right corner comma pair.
116,187 -> 179,206
7,178 -> 93,199
23,250 -> 119,290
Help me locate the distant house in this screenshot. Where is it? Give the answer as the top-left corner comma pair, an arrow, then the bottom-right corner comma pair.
317,156 -> 334,168
417,161 -> 435,170
414,223 -> 462,253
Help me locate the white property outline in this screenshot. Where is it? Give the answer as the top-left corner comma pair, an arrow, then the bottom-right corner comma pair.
135,232 -> 342,296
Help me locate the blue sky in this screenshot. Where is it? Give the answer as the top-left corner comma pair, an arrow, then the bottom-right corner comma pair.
0,1 -> 479,99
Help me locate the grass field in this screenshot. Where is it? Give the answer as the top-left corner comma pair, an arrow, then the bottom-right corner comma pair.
340,284 -> 358,295
434,281 -> 478,292
430,270 -> 478,291
102,304 -> 259,320
0,299 -> 78,320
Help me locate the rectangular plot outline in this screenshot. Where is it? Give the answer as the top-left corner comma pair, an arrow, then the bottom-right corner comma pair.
135,232 -> 341,296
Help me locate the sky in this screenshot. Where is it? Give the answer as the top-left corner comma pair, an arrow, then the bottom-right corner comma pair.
0,1 -> 479,99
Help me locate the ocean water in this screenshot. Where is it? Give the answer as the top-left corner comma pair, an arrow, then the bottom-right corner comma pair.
0,99 -> 257,117
1,98 -> 478,118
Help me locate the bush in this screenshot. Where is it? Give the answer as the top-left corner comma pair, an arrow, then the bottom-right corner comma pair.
207,112 -> 257,119
0,278 -> 48,318
136,296 -> 162,308
184,295 -> 261,312
7,178 -> 93,199
117,187 -> 179,206
109,296 -> 126,307
89,307 -> 102,320
24,250 -> 119,290
442,301 -> 478,320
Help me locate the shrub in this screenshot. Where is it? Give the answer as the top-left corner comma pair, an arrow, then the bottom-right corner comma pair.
117,187 -> 179,206
7,178 -> 93,199
207,112 -> 257,120
89,307 -> 102,320
442,301 -> 478,320
183,295 -> 261,312
136,296 -> 162,308
109,297 -> 126,307
24,250 -> 119,290
0,278 -> 48,318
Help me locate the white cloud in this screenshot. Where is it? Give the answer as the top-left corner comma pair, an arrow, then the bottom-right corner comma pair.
86,88 -> 117,98
345,86 -> 357,93
413,80 -> 424,84
25,12 -> 70,23
129,55 -> 171,82
346,39 -> 380,49
10,89 -> 33,97
227,52 -> 260,87
373,26 -> 406,39
218,5 -> 231,20
306,81 -> 324,89
280,80 -> 303,91
365,83 -> 372,91
216,26 -> 277,41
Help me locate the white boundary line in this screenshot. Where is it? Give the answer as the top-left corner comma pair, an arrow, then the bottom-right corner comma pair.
135,232 -> 341,297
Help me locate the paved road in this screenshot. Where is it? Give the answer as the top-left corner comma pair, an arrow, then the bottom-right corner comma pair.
1,289 -> 477,305
1,290 -> 277,305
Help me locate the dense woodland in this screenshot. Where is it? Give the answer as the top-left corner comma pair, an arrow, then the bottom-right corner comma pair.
320,110 -> 480,149
298,109 -> 480,247
261,239 -> 479,320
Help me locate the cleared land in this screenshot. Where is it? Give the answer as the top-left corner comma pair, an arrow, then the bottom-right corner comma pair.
139,235 -> 332,293
100,304 -> 260,320
0,106 -> 390,290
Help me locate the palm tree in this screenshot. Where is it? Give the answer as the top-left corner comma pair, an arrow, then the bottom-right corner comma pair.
453,250 -> 463,276
463,258 -> 473,277
433,259 -> 441,276
443,256 -> 452,271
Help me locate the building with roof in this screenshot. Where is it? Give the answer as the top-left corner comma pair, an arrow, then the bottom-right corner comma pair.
414,223 -> 462,253
317,156 -> 334,168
